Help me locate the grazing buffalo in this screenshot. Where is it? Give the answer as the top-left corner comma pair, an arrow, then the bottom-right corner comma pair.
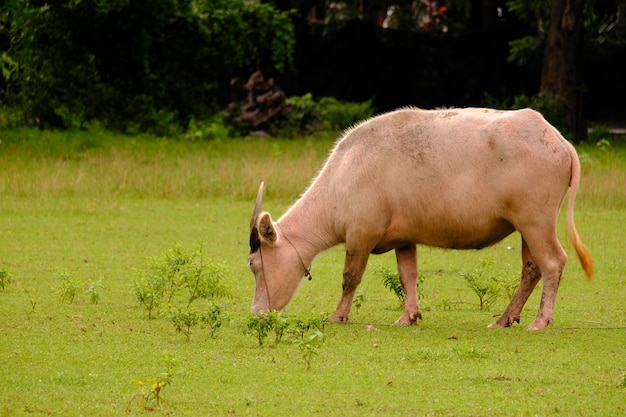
247,107 -> 593,329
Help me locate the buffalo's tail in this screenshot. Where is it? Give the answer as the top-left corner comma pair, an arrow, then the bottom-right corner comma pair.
565,141 -> 594,279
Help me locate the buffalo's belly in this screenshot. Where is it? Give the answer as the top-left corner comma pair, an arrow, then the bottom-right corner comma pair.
372,218 -> 516,253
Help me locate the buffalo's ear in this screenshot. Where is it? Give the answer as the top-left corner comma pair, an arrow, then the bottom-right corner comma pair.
257,212 -> 278,246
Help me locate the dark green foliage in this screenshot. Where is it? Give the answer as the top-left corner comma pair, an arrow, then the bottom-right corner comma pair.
0,0 -> 295,132
273,93 -> 374,135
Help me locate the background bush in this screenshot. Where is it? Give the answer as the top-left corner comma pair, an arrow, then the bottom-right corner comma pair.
0,0 -> 295,132
269,94 -> 374,136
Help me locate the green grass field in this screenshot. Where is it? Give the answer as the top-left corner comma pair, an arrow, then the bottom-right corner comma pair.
1,129 -> 625,416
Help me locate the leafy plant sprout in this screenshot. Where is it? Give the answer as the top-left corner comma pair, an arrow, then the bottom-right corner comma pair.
294,329 -> 324,370
376,266 -> 424,308
0,268 -> 14,291
244,312 -> 276,347
460,258 -> 503,311
127,354 -> 178,412
54,271 -> 84,303
202,302 -> 227,339
243,311 -> 328,348
353,293 -> 366,315
86,278 -> 104,305
166,305 -> 200,341
378,266 -> 406,308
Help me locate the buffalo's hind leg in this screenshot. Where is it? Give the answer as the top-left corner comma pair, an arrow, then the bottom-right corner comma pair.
394,244 -> 422,325
489,238 -> 541,328
523,230 -> 568,330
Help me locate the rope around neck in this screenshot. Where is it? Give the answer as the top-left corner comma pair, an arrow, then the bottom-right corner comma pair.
276,223 -> 313,281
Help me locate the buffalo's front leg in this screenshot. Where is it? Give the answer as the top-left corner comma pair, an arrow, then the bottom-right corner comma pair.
394,244 -> 422,325
331,250 -> 370,323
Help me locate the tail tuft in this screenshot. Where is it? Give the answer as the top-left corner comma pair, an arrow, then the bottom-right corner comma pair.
570,230 -> 594,279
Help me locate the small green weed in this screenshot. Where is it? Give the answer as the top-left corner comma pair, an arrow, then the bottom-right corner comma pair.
244,311 -> 282,347
54,271 -> 84,303
243,310 -> 327,369
127,355 -> 179,412
243,311 -> 328,348
0,268 -> 14,291
165,302 -> 227,341
202,302 -> 227,338
293,329 -> 324,370
353,293 -> 366,315
378,266 -> 405,308
460,258 -> 516,311
183,257 -> 230,307
438,294 -> 463,311
166,305 -> 201,341
133,275 -> 162,319
376,266 -> 424,308
86,278 -> 104,305
460,265 -> 500,311
288,311 -> 329,340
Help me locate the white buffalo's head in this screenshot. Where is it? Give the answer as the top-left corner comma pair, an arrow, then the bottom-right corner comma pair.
248,182 -> 306,313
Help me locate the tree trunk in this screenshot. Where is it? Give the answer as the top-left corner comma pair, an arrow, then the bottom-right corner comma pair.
482,0 -> 499,32
540,0 -> 586,140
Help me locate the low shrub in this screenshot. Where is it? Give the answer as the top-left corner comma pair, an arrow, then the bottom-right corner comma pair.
268,94 -> 374,136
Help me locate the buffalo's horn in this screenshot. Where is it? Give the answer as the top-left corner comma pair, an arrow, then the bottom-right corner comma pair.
250,181 -> 265,231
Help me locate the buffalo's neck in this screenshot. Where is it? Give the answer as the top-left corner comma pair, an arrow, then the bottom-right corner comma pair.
278,185 -> 339,263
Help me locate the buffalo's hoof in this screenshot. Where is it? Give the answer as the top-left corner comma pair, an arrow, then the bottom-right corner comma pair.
526,317 -> 553,330
330,313 -> 349,324
394,311 -> 421,326
489,315 -> 520,328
